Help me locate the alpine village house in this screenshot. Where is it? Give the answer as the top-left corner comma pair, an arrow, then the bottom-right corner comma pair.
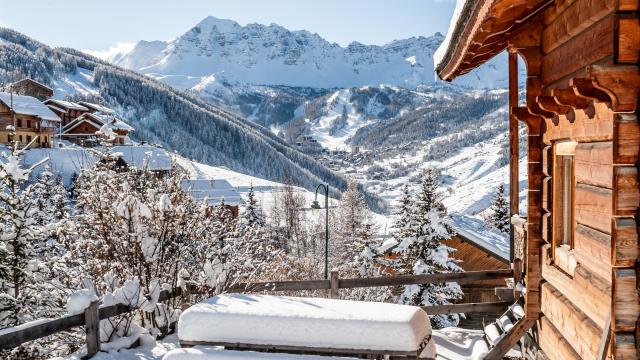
436,0 -> 640,359
0,78 -> 134,147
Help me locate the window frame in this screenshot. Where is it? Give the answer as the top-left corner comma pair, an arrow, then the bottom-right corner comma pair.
552,140 -> 577,274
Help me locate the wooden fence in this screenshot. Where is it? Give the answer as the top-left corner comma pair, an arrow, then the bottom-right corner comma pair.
0,269 -> 514,358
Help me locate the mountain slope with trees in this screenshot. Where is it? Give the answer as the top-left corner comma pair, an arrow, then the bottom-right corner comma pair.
0,27 -> 385,210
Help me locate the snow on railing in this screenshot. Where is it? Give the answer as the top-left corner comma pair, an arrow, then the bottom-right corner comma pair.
0,269 -> 514,357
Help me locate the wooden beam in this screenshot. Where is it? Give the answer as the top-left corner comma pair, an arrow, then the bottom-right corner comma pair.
509,51 -> 519,263
84,301 -> 100,359
484,318 -> 536,360
528,101 -> 556,118
613,113 -> 640,164
423,301 -> 510,315
570,78 -> 612,102
615,14 -> 640,64
537,95 -> 572,115
587,65 -> 640,112
329,270 -> 339,299
597,312 -> 612,360
551,88 -> 590,109
338,269 -> 514,289
232,269 -> 515,292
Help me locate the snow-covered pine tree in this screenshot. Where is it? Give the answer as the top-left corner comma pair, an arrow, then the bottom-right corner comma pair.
365,185 -> 414,283
487,183 -> 510,233
332,179 -> 372,267
241,183 -> 264,228
396,168 -> 463,329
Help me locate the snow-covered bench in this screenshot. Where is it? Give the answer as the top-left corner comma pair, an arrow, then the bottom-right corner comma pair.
177,294 -> 434,358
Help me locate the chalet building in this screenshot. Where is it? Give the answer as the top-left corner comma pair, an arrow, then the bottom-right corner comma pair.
0,92 -> 60,148
8,78 -> 53,101
444,232 -> 510,304
77,101 -> 115,115
436,0 -> 640,359
61,112 -> 134,146
110,145 -> 172,176
43,99 -> 90,127
181,179 -> 244,219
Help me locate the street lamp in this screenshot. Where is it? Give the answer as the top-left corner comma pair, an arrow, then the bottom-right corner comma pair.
311,184 -> 329,279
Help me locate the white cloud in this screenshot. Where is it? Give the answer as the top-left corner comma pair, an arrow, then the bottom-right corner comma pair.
0,19 -> 8,28
83,42 -> 136,61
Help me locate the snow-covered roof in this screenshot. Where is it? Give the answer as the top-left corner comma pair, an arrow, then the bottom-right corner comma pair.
110,145 -> 172,171
43,99 -> 89,112
178,294 -> 432,353
88,113 -> 134,132
11,78 -> 53,92
61,117 -> 103,135
450,213 -> 510,262
46,104 -> 67,114
62,113 -> 134,133
78,101 -> 115,114
181,179 -> 244,206
433,0 -> 473,72
0,92 -> 61,122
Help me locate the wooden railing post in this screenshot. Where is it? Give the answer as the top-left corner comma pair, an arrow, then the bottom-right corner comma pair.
84,301 -> 100,358
513,258 -> 523,299
329,271 -> 339,299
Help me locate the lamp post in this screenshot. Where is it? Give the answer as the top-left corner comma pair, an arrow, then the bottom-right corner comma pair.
310,184 -> 329,279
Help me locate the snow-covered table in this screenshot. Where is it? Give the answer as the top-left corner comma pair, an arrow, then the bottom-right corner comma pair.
178,294 -> 434,358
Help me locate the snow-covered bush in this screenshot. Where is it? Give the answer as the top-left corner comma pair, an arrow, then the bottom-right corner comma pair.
0,138 -> 72,358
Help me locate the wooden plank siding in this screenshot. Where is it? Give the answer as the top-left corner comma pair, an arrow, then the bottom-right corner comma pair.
541,282 -> 602,359
541,244 -> 611,328
537,316 -> 582,360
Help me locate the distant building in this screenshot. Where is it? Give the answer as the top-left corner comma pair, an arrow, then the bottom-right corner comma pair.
77,101 -> 116,115
43,99 -> 91,127
0,92 -> 60,148
181,179 -> 244,219
61,112 -> 134,146
110,145 -> 172,175
294,134 -> 323,154
9,78 -> 53,101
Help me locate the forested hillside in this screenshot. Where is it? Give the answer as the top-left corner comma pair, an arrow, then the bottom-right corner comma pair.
0,28 -> 386,210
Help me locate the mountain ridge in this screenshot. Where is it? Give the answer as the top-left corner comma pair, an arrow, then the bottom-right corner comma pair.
93,16 -> 513,90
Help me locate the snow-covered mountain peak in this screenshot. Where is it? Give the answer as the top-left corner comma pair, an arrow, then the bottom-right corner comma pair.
97,16 -> 513,89
194,16 -> 242,33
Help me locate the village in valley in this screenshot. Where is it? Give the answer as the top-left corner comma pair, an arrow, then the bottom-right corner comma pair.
0,0 -> 639,359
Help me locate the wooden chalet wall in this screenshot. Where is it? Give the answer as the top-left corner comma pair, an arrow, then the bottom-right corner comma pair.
443,235 -> 510,303
509,0 -> 640,358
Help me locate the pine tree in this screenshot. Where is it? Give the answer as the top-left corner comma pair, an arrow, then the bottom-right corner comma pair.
488,183 -> 510,233
393,185 -> 415,242
241,183 -> 263,228
334,179 -> 371,266
395,168 -> 463,329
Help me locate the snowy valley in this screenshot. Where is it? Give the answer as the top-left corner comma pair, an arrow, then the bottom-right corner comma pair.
0,12 -> 524,360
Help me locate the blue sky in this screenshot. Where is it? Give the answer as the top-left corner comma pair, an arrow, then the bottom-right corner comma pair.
0,0 -> 456,51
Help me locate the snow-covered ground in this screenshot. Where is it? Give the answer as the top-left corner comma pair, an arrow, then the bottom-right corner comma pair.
307,89 -> 376,150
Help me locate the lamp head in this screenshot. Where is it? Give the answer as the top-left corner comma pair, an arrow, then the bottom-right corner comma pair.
310,200 -> 321,209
